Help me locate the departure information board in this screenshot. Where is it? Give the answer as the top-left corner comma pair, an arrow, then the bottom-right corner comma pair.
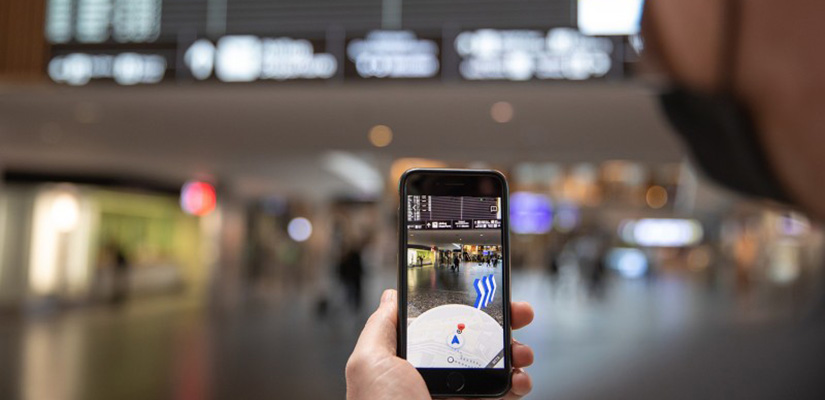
43,0 -> 641,86
46,0 -> 162,44
407,196 -> 501,231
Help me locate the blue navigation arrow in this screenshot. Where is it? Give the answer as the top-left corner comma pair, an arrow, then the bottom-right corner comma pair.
490,274 -> 497,304
474,274 -> 498,309
451,335 -> 460,345
474,278 -> 486,309
481,276 -> 488,308
483,275 -> 492,308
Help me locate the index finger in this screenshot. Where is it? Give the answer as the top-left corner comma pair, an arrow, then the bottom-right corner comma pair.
352,289 -> 398,358
511,301 -> 534,330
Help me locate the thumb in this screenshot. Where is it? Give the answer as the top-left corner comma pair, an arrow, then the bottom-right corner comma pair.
353,289 -> 398,357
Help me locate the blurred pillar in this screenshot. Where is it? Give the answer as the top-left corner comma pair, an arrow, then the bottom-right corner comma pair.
382,0 -> 402,29
0,0 -> 47,83
206,0 -> 227,37
0,186 -> 36,310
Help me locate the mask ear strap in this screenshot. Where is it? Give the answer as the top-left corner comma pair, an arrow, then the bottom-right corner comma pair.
718,0 -> 742,92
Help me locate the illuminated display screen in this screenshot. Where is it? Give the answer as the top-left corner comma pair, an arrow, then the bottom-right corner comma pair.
455,28 -> 615,81
48,49 -> 174,86
43,0 -> 633,86
406,195 -> 505,369
346,31 -> 440,79
509,192 -> 552,234
578,0 -> 644,36
46,0 -> 162,44
186,36 -> 338,82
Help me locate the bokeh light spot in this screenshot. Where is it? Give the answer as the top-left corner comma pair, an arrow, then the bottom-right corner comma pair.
645,185 -> 668,209
368,125 -> 393,147
490,101 -> 514,123
288,217 -> 313,242
180,181 -> 217,216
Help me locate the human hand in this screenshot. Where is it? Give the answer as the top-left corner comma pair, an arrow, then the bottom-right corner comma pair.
345,289 -> 535,399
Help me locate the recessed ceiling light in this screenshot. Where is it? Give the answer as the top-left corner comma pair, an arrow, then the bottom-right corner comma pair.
368,124 -> 393,147
490,101 -> 514,123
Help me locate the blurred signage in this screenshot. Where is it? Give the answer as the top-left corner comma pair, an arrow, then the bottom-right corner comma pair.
48,52 -> 167,86
180,180 -> 216,216
510,192 -> 553,234
47,35 -> 338,86
347,31 -> 439,78
428,221 -> 453,229
198,36 -> 337,82
46,0 -> 162,44
455,28 -> 613,81
454,220 -> 472,229
578,0 -> 644,36
408,219 -> 498,230
407,195 -> 430,221
43,8 -> 634,86
473,219 -> 502,229
620,218 -> 704,247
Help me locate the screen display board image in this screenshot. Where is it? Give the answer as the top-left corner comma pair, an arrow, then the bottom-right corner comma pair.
406,195 -> 504,369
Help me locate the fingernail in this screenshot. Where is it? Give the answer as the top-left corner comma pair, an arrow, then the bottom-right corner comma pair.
381,289 -> 396,304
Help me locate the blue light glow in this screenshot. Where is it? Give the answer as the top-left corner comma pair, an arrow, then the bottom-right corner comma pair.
606,247 -> 648,279
510,192 -> 553,234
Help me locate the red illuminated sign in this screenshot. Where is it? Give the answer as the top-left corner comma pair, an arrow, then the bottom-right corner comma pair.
180,181 -> 216,216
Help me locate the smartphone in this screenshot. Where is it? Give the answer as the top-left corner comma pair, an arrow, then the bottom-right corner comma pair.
398,168 -> 511,397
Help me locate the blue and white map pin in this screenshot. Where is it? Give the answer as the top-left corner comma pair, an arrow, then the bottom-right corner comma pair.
447,332 -> 465,349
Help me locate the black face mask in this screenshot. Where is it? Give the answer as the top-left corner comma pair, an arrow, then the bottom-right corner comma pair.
659,88 -> 789,203
652,0 -> 791,204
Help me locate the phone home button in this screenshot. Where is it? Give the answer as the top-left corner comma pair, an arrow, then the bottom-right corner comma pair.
446,372 -> 465,392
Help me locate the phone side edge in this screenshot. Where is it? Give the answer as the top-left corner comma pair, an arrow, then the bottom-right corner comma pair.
396,169 -> 416,359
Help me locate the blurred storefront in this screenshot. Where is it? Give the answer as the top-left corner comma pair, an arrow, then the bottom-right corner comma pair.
407,246 -> 432,268
0,181 -> 218,310
504,159 -> 825,316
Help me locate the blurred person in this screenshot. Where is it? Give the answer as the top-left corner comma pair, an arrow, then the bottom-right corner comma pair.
245,211 -> 279,299
339,240 -> 366,311
546,248 -> 560,283
346,290 -> 535,399
103,240 -> 130,305
315,212 -> 348,318
588,249 -> 608,300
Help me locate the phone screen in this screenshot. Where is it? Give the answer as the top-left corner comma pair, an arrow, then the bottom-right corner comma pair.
405,194 -> 505,369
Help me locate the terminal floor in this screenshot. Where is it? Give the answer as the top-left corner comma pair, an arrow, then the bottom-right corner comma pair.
0,268 -> 813,400
407,261 -> 504,323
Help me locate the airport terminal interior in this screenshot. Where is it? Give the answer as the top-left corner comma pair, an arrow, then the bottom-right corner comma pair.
1,0 -> 824,399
